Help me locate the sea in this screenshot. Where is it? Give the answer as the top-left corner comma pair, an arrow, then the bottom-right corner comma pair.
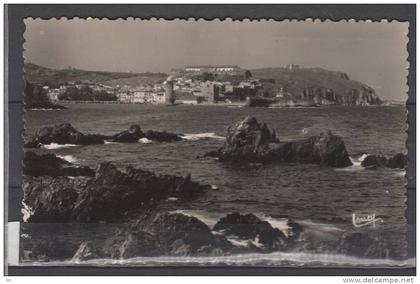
21,103 -> 412,267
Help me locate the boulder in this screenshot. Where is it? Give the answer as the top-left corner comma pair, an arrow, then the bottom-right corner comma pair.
206,116 -> 352,167
361,153 -> 406,169
144,129 -> 183,142
25,123 -> 105,147
387,153 -> 406,169
110,124 -> 144,142
213,212 -> 287,251
214,116 -> 280,163
361,155 -> 388,168
274,130 -> 353,167
23,151 -> 94,177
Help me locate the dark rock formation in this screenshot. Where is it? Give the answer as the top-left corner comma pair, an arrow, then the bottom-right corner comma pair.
25,123 -> 183,147
110,125 -> 144,142
274,130 -> 353,167
25,123 -> 106,147
145,130 -> 183,142
23,151 -> 94,177
22,161 -> 210,223
22,176 -> 86,222
213,212 -> 288,251
72,163 -> 210,222
361,153 -> 406,169
206,116 -> 352,167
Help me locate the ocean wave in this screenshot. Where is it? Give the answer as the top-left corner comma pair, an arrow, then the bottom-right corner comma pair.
41,143 -> 79,150
335,154 -> 368,172
56,155 -> 79,164
256,214 -> 291,236
139,138 -> 153,144
22,252 -> 415,267
182,133 -> 225,141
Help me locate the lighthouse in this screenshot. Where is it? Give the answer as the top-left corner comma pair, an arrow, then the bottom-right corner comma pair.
163,76 -> 175,105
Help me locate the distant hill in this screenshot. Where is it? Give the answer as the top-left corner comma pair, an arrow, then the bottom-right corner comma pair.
24,63 -> 166,87
250,67 -> 382,106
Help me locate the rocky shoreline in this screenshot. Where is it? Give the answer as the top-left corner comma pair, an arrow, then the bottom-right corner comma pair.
20,117 -> 407,263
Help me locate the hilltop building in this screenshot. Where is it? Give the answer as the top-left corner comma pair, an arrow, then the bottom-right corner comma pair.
184,65 -> 241,74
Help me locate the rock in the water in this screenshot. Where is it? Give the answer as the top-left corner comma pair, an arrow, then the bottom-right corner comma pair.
145,129 -> 182,142
361,155 -> 388,168
213,212 -> 287,251
387,153 -> 406,169
111,125 -> 144,142
361,153 -> 406,169
207,116 -> 352,167
274,130 -> 353,167
71,163 -> 210,222
25,123 -> 105,147
23,151 -> 94,177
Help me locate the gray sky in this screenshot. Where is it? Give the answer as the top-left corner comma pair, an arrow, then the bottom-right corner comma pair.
24,19 -> 408,101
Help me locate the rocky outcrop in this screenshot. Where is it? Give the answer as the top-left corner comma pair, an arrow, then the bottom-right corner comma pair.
213,213 -> 288,252
110,125 -> 144,142
205,116 -> 352,167
145,130 -> 183,142
25,123 -> 183,147
22,176 -> 86,222
361,153 -> 406,169
72,163 -> 210,222
24,123 -> 106,148
23,151 -> 94,177
273,130 -> 353,167
22,162 -> 210,223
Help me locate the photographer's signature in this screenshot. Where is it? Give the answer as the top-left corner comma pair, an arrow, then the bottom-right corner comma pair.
352,213 -> 384,228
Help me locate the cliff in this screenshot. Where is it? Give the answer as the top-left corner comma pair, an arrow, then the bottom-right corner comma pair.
251,67 -> 382,106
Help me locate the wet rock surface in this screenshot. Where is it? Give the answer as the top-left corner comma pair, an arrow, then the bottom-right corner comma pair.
361,153 -> 406,169
205,116 -> 352,167
23,151 -> 94,177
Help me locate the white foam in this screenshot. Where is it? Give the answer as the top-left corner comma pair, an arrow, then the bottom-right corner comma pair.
41,143 -> 79,150
57,155 -> 79,164
182,133 -> 225,141
335,154 -> 368,172
104,140 -> 119,144
23,252 -> 415,267
257,214 -> 291,236
167,197 -> 178,201
138,138 -> 153,144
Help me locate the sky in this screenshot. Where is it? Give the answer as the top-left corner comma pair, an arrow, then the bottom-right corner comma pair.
24,19 -> 409,101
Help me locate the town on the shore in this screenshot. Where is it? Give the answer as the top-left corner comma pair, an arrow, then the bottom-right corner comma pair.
26,63 -> 388,109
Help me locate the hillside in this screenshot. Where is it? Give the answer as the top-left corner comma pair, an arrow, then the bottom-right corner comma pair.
24,63 -> 166,87
250,67 -> 381,106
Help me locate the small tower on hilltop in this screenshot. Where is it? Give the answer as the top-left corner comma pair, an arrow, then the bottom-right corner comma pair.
164,76 -> 175,105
